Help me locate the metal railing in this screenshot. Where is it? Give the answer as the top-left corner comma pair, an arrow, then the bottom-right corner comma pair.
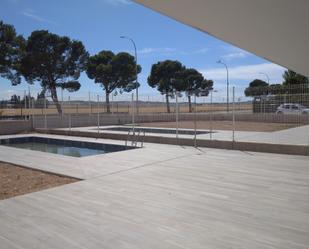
1,84 -> 308,147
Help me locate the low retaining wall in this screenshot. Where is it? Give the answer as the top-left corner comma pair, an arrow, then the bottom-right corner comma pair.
2,112 -> 308,135
32,112 -> 309,129
36,129 -> 309,156
0,120 -> 32,135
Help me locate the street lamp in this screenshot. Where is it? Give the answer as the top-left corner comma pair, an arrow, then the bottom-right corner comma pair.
258,72 -> 270,114
217,60 -> 229,112
120,36 -> 139,112
259,72 -> 270,84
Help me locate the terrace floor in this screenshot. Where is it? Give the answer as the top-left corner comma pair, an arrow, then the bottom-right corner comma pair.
0,134 -> 309,248
66,124 -> 309,146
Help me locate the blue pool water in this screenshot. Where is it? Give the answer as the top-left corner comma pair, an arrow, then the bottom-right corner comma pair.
0,137 -> 135,157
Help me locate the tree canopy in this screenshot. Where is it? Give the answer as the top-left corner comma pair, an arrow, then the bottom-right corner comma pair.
0,20 -> 25,85
177,68 -> 213,112
244,79 -> 269,97
148,60 -> 185,113
86,50 -> 141,113
19,30 -> 88,114
282,70 -> 309,86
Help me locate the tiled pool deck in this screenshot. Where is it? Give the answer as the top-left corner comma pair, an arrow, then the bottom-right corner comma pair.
62,124 -> 309,146
0,133 -> 309,248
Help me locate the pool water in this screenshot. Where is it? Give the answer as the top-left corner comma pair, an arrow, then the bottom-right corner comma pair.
6,142 -> 106,157
0,137 -> 135,157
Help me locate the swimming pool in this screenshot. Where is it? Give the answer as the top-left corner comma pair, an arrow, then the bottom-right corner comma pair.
99,126 -> 210,135
0,137 -> 135,157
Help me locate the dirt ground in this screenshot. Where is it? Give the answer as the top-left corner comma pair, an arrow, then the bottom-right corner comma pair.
138,121 -> 298,132
0,162 -> 78,200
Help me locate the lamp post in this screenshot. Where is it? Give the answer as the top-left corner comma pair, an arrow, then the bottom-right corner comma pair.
258,72 -> 270,114
217,60 -> 229,112
259,72 -> 270,84
120,36 -> 139,113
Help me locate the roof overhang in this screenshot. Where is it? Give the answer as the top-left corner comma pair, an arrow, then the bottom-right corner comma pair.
135,0 -> 309,77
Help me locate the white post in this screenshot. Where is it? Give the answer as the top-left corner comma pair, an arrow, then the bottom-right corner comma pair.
61,88 -> 63,117
68,96 -> 71,131
194,95 -> 197,147
232,87 -> 235,143
111,92 -> 114,114
31,98 -> 35,128
44,97 -> 47,129
28,86 -> 31,120
88,91 -> 91,115
97,95 -> 100,135
24,90 -> 27,120
210,90 -> 213,140
131,93 -> 135,134
176,91 -> 179,140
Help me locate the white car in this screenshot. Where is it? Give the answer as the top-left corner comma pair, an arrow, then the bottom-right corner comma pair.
276,103 -> 309,115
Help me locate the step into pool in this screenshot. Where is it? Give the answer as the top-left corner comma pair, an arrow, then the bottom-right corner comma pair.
0,137 -> 136,157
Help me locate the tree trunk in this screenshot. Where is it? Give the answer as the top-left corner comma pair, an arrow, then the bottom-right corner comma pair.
165,94 -> 170,113
50,87 -> 62,115
106,91 -> 110,113
188,95 -> 192,113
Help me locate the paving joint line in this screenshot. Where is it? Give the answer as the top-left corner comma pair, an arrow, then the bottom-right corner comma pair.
88,152 -> 199,180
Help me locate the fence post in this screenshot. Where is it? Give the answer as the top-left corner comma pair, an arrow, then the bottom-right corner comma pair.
44,97 -> 47,129
176,91 -> 179,141
210,90 -> 213,140
89,91 -> 91,116
68,96 -> 71,131
61,88 -> 63,118
232,87 -> 235,144
30,99 -> 34,129
131,93 -> 135,133
194,95 -> 197,147
97,95 -> 100,135
111,92 -> 114,114
28,86 -> 31,121
24,90 -> 27,120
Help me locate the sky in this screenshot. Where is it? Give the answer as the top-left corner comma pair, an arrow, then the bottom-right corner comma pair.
0,0 -> 286,101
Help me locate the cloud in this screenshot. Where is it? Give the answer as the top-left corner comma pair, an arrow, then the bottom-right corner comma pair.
220,45 -> 252,61
0,90 -> 15,100
7,0 -> 19,4
21,9 -> 57,25
134,47 -> 209,57
192,48 -> 209,54
102,0 -> 131,5
138,47 -> 176,55
222,51 -> 248,60
201,63 -> 286,83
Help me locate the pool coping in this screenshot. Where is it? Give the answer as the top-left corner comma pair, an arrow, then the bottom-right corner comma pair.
0,136 -> 136,158
0,133 -> 207,180
37,128 -> 309,156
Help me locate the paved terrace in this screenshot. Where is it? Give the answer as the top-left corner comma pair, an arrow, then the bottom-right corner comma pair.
59,124 -> 309,146
0,134 -> 309,248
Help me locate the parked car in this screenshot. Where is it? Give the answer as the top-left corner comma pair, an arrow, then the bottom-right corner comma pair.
276,103 -> 309,115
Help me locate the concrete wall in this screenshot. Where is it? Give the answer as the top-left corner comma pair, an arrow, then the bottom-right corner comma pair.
0,120 -> 32,135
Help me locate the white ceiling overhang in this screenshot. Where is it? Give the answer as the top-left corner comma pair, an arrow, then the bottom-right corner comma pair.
135,0 -> 309,77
